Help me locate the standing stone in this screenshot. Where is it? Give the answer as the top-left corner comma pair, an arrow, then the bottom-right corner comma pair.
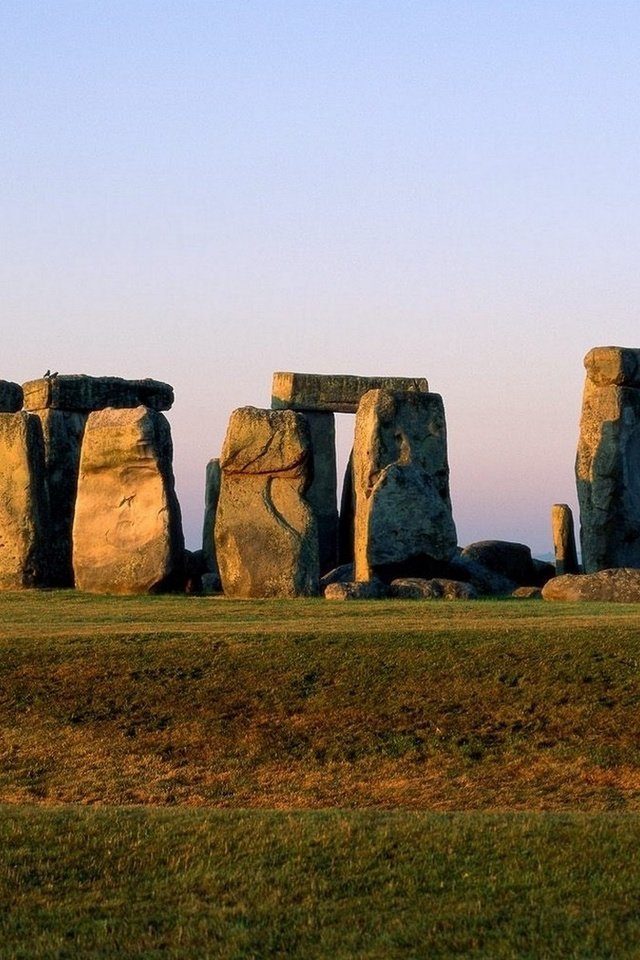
551,503 -> 579,575
72,406 -> 184,594
0,381 -> 23,413
338,449 -> 355,564
34,410 -> 87,586
215,407 -> 319,598
0,413 -> 49,589
353,389 -> 457,582
303,411 -> 338,574
576,346 -> 640,571
202,458 -> 221,582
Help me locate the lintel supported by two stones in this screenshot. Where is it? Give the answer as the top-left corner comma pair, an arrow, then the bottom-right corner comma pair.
22,375 -> 174,412
271,372 -> 429,414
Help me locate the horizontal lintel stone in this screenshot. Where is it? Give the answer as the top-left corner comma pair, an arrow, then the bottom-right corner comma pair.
22,375 -> 174,412
271,372 -> 429,413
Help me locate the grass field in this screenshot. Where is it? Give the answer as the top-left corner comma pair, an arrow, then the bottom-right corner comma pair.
1,591 -> 640,957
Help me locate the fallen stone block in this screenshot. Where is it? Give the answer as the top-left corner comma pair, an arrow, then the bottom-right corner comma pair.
324,580 -> 389,600
542,568 -> 640,602
390,577 -> 477,599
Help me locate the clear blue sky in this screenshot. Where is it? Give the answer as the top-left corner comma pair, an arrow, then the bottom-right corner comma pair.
3,0 -> 640,553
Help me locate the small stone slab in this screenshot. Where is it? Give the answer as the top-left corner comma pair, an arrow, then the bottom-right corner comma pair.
22,375 -> 174,412
0,381 -> 23,413
542,568 -> 640,602
390,577 -> 477,599
271,372 -> 429,413
324,580 -> 389,600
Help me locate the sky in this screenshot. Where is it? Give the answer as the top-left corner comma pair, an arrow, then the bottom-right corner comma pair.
3,0 -> 640,555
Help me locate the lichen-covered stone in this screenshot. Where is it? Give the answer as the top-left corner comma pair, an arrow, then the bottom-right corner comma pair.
390,577 -> 476,599
23,375 -> 173,412
215,407 -> 319,598
324,580 -> 389,600
353,389 -> 457,582
551,503 -> 579,576
576,346 -> 640,571
0,412 -> 49,589
542,568 -> 640,602
272,372 -> 429,413
72,406 -> 184,594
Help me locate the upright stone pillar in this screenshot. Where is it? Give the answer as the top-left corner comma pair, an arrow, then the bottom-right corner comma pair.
215,407 -> 319,598
202,458 -> 221,578
72,406 -> 184,594
338,449 -> 355,565
552,503 -> 579,575
0,412 -> 49,589
354,389 -> 457,582
302,412 -> 338,574
576,346 -> 640,572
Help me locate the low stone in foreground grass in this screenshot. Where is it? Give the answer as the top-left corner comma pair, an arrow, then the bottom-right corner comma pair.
1,806 -> 639,960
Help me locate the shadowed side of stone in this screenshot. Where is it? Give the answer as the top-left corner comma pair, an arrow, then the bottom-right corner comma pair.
0,412 -> 50,589
201,458 -> 221,586
215,407 -> 319,598
0,381 -> 23,413
22,375 -> 174,412
271,372 -> 429,414
72,406 -> 184,594
302,411 -> 338,575
353,389 -> 457,582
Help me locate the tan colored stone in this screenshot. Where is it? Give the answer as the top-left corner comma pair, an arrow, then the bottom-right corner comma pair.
72,406 -> 184,594
271,372 -> 429,413
215,407 -> 319,598
551,504 -> 579,576
542,568 -> 640,602
0,413 -> 49,589
353,390 -> 457,581
576,347 -> 640,571
23,375 -> 173,412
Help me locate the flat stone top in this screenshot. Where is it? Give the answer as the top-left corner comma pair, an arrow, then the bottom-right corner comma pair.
0,380 -> 23,413
584,346 -> 640,387
271,372 -> 429,413
22,375 -> 174,412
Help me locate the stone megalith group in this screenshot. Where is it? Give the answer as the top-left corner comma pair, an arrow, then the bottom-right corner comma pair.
0,374 -> 184,593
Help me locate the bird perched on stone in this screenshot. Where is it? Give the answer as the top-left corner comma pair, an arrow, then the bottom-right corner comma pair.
43,369 -> 50,378
51,372 -> 59,378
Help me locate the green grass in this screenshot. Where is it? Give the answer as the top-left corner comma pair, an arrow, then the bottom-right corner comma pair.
2,592 -> 640,957
3,806 -> 640,959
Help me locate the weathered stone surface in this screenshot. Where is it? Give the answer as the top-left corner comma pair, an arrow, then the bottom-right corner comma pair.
338,449 -> 355,564
34,409 -> 87,586
542,568 -> 640,602
0,381 -> 23,413
324,580 -> 389,600
552,503 -> 579,576
512,586 -> 543,599
272,372 -> 429,414
0,413 -> 49,589
576,347 -> 640,572
201,458 -> 221,577
215,407 -> 319,598
72,406 -> 184,594
320,563 -> 354,591
303,412 -> 338,574
390,577 -> 476,599
353,390 -> 457,582
23,375 -> 174,412
459,541 -> 537,585
448,554 -> 516,596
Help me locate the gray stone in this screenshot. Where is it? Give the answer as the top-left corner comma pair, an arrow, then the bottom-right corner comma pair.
215,407 -> 319,598
34,409 -> 87,586
576,346 -> 640,572
303,411 -> 338,574
72,406 -> 184,594
324,579 -> 389,600
0,381 -> 23,413
390,577 -> 477,599
448,554 -> 516,596
338,449 -> 355,564
353,389 -> 457,582
202,458 -> 221,576
542,568 -> 640,602
552,504 -> 579,575
320,563 -> 354,591
460,541 -> 537,585
23,375 -> 174,412
272,372 -> 429,414
201,572 -> 222,595
0,412 -> 49,589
